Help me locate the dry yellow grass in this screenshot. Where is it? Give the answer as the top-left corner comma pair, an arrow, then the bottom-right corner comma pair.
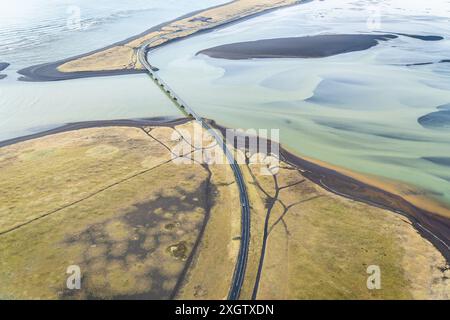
176,163 -> 241,299
0,127 -> 171,234
168,121 -> 242,299
0,122 -> 240,299
57,0 -> 299,73
2,121 -> 447,300
245,160 -> 449,299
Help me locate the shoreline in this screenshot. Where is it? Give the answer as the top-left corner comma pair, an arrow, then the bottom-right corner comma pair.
1,117 -> 449,262
209,120 -> 450,263
0,117 -> 189,148
17,0 -> 303,82
280,149 -> 450,261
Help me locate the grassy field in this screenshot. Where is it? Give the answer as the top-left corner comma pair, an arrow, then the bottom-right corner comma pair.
0,122 -> 239,299
163,121 -> 242,299
1,121 -> 448,299
176,162 -> 241,299
244,159 -> 449,299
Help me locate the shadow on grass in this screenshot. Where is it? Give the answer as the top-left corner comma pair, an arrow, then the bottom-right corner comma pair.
61,177 -> 216,300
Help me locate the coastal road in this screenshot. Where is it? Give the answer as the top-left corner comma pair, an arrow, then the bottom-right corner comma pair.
138,40 -> 251,300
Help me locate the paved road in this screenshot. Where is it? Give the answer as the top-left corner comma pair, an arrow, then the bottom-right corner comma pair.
138,40 -> 250,300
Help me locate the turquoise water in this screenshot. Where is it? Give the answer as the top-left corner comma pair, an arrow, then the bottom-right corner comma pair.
1,0 -> 450,208
0,0 -> 228,140
0,74 -> 179,139
147,0 -> 450,207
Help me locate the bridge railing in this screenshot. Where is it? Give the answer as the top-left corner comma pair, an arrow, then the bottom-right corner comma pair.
140,40 -> 242,167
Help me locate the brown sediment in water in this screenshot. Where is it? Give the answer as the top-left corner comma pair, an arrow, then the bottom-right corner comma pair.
209,120 -> 450,262
17,0 -> 302,82
279,148 -> 450,261
1,118 -> 448,263
298,153 -> 450,219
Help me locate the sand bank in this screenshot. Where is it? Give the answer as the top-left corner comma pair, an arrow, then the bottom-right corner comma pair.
197,34 -> 397,59
196,32 -> 445,60
17,0 -> 301,81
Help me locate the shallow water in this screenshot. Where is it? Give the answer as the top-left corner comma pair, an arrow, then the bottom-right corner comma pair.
147,0 -> 450,207
0,0 -> 228,140
0,0 -> 228,72
0,74 -> 180,140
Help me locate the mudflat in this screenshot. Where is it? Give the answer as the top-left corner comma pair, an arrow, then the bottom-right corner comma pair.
197,34 -> 397,59
197,32 -> 445,60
